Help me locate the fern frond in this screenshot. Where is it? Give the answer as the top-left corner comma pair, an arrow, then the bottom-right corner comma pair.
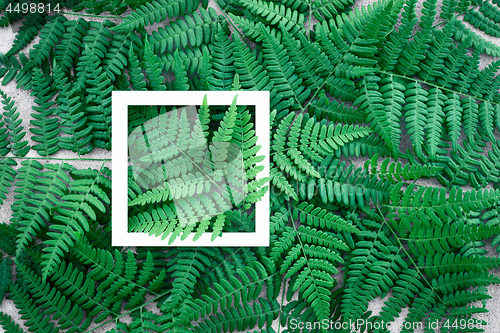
29,68 -> 60,156
9,284 -> 59,333
54,18 -> 89,74
281,29 -> 326,92
396,25 -> 431,76
436,36 -> 469,89
6,12 -> 47,57
408,222 -> 500,256
0,89 -> 29,156
479,100 -> 495,142
418,20 -> 454,83
365,155 -> 443,183
17,262 -> 91,330
424,87 -> 446,158
342,228 -> 405,320
0,311 -> 22,333
127,45 -> 147,91
0,158 -> 16,204
260,23 -> 310,109
378,0 -> 417,71
464,9 -> 500,38
388,183 -> 500,230
72,240 -> 165,311
157,44 -> 208,73
354,74 -> 397,155
147,7 -> 220,54
336,133 -> 391,158
418,253 -> 500,278
207,24 -> 235,91
404,82 -> 428,158
0,257 -> 12,304
308,93 -> 366,124
0,52 -> 32,88
172,50 -> 190,91
312,0 -> 354,20
232,35 -> 274,91
142,38 -> 167,91
304,158 -> 392,207
51,260 -> 113,322
26,15 -> 67,69
292,201 -> 360,233
53,64 -> 94,155
174,261 -> 276,325
443,92 -> 462,152
270,226 -> 343,321
80,46 -> 112,150
102,30 -> 141,81
471,59 -> 500,100
229,14 -> 281,43
240,0 -> 305,36
454,47 -> 480,94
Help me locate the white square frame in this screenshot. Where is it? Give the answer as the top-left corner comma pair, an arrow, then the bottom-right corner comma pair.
112,91 -> 270,246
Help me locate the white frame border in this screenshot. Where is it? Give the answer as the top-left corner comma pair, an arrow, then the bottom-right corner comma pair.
112,91 -> 270,246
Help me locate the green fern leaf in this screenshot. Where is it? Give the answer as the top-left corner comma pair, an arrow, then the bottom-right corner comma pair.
112,0 -> 200,32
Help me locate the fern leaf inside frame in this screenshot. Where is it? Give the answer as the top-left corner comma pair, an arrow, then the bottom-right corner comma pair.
229,101 -> 266,209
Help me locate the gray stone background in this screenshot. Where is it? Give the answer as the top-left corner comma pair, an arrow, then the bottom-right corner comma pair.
2,0 -> 500,332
